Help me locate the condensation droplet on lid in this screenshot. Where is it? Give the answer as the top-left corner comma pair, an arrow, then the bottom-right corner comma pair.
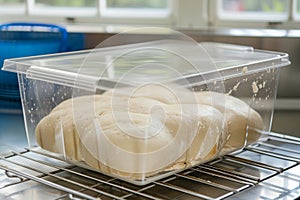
226,81 -> 241,95
263,81 -> 267,88
233,82 -> 240,91
252,81 -> 259,94
242,67 -> 248,74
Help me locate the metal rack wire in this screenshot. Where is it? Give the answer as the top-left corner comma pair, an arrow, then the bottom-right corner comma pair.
0,132 -> 299,200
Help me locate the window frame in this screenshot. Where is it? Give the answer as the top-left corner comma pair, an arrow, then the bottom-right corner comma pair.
292,0 -> 300,21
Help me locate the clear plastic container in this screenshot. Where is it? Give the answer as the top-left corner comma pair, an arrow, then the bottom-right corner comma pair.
2,36 -> 290,185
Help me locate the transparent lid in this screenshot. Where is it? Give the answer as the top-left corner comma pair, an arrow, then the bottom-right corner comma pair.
2,38 -> 290,91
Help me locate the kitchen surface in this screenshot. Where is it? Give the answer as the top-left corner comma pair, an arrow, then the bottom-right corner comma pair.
0,0 -> 300,199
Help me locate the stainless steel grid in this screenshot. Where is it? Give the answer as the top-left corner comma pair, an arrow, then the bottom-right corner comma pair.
0,132 -> 299,200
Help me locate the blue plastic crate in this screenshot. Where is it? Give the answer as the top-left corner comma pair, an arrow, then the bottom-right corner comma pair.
0,22 -> 68,110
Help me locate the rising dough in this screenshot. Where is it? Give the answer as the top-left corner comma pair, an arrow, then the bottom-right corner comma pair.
35,84 -> 262,180
194,91 -> 263,151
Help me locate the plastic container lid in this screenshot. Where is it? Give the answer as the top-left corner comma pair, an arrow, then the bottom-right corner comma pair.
2,40 -> 290,89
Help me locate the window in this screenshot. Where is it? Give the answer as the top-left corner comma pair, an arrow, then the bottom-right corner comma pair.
101,0 -> 171,18
294,0 -> 300,20
35,0 -> 97,7
30,0 -> 98,16
210,0 -> 296,28
0,0 -> 25,14
0,0 -> 171,18
218,0 -> 289,21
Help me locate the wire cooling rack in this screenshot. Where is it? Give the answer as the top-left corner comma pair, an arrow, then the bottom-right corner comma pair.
0,132 -> 299,200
